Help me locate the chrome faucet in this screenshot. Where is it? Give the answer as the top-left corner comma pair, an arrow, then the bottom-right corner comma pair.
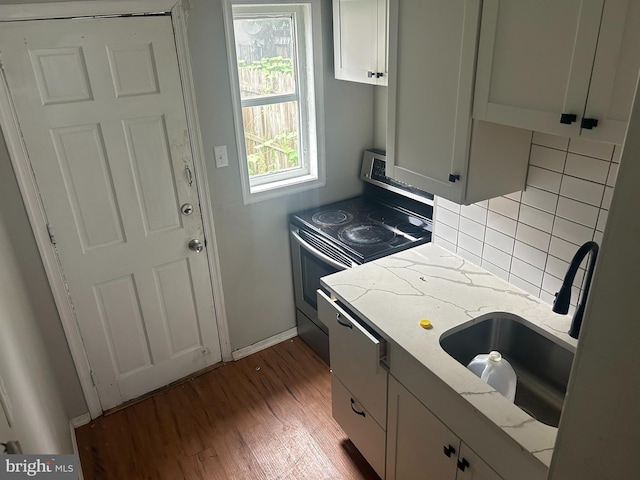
552,241 -> 599,339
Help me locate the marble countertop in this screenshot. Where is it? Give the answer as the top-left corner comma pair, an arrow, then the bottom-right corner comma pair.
321,242 -> 578,469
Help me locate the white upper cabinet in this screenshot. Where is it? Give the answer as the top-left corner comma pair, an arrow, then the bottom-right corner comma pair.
473,0 -> 640,145
333,0 -> 388,85
386,0 -> 532,205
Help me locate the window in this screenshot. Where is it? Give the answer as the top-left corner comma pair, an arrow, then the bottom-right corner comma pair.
223,0 -> 325,203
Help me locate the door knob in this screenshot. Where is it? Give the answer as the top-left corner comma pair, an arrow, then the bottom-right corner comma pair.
188,239 -> 204,253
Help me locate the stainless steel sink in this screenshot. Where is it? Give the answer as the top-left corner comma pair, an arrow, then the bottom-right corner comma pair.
439,313 -> 574,427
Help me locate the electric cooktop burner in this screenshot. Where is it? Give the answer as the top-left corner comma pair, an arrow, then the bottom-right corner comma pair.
396,220 -> 430,236
339,224 -> 396,246
312,210 -> 354,226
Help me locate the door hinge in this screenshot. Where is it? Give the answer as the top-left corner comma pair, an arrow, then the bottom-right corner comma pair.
46,223 -> 56,245
90,370 -> 96,387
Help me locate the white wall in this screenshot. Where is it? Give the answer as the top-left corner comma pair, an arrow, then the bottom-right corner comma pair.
548,79 -> 640,480
0,132 -> 87,420
0,137 -> 72,453
187,0 -> 375,351
433,131 -> 620,312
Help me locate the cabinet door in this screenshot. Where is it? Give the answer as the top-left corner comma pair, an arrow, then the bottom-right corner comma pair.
332,374 -> 386,478
386,376 -> 460,480
387,0 -> 481,203
318,290 -> 387,427
582,0 -> 640,144
473,0 -> 604,136
456,443 -> 504,480
333,0 -> 387,85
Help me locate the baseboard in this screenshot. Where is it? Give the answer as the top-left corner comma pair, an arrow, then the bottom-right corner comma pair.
70,420 -> 85,480
70,413 -> 91,428
231,327 -> 298,361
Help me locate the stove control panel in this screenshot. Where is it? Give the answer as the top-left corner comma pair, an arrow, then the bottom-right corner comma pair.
360,150 -> 434,206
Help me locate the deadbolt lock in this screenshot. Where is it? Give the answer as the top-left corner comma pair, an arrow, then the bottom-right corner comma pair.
181,203 -> 194,215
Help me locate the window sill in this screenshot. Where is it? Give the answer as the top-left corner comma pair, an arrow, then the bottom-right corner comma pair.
243,173 -> 325,204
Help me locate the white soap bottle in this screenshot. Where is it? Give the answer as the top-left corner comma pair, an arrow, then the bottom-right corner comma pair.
467,351 -> 517,402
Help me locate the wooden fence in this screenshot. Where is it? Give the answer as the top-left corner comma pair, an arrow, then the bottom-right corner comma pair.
238,68 -> 299,176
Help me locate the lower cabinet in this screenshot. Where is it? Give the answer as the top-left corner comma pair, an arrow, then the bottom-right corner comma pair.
331,374 -> 386,477
386,376 -> 504,480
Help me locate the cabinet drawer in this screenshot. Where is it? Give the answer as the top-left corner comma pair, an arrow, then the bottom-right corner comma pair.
318,290 -> 387,426
332,374 -> 386,478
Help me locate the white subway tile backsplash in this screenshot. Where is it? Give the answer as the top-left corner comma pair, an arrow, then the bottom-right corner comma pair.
532,131 -> 570,151
504,191 -> 522,202
459,216 -> 485,241
552,217 -> 594,245
530,145 -> 567,172
487,211 -> 517,237
516,223 -> 551,251
559,175 -> 605,206
508,273 -> 542,297
596,209 -> 609,232
564,153 -> 610,184
485,227 -> 515,254
433,235 -> 456,253
601,186 -> 614,210
527,166 -> 562,193
607,162 -> 619,187
521,187 -> 559,214
488,196 -> 520,219
460,204 -> 488,224
546,254 -> 584,285
518,204 -> 554,232
544,255 -> 570,280
549,236 -> 583,263
432,129 -> 616,311
568,137 -> 615,160
556,197 -> 599,228
436,197 -> 461,214
511,258 -> 544,287
513,240 -> 547,268
541,272 -> 562,297
538,290 -> 556,306
482,244 -> 512,271
434,222 -> 458,245
458,232 -> 484,257
481,259 -> 510,281
457,246 -> 482,266
435,205 -> 460,229
594,230 -> 604,245
612,145 -> 623,164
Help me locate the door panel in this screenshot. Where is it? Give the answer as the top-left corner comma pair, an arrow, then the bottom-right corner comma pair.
0,15 -> 222,410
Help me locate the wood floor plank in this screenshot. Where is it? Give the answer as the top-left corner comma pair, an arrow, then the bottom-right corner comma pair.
76,338 -> 380,480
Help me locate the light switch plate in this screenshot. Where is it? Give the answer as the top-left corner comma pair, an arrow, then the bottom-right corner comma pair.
214,145 -> 228,168
0,375 -> 14,427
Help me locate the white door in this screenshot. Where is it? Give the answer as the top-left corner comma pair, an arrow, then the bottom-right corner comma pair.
0,16 -> 222,410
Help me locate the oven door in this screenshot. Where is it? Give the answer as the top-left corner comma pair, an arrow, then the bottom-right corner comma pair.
290,225 -> 355,362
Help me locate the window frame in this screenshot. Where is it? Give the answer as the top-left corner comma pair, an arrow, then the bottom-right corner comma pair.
222,0 -> 325,204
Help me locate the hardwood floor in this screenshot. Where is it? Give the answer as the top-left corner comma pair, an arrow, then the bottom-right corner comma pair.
76,337 -> 380,480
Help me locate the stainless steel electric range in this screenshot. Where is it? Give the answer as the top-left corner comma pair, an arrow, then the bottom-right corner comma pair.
289,150 -> 434,364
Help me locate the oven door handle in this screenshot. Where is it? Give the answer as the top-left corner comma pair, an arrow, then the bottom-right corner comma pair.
290,229 -> 353,271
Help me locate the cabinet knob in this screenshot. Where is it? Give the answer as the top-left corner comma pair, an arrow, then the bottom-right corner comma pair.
560,113 -> 577,125
457,458 -> 470,471
448,174 -> 460,183
581,118 -> 599,129
443,444 -> 456,457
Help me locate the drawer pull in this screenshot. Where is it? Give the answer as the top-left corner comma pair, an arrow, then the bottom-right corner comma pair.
457,458 -> 470,472
350,398 -> 366,417
443,444 -> 456,458
336,313 -> 352,329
